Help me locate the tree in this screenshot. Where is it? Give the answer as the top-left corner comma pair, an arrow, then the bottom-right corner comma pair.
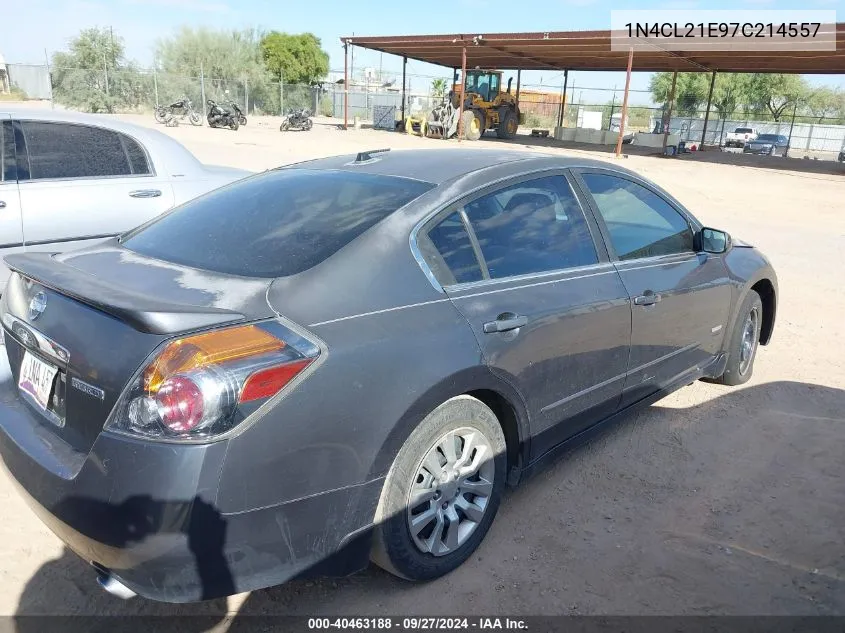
431,78 -> 448,98
745,73 -> 808,121
803,87 -> 841,122
260,32 -> 329,84
649,72 -> 710,116
711,74 -> 750,120
156,27 -> 273,111
51,27 -> 144,112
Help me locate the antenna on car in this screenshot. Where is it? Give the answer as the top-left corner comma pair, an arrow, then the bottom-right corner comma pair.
354,148 -> 390,163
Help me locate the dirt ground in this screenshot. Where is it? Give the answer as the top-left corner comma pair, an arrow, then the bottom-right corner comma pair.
1,112 -> 844,619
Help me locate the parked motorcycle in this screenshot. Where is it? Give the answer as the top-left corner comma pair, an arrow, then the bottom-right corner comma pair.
279,108 -> 313,131
206,100 -> 239,131
229,101 -> 248,126
154,98 -> 202,126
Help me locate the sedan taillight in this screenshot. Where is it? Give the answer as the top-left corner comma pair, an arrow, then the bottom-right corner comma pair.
106,321 -> 320,441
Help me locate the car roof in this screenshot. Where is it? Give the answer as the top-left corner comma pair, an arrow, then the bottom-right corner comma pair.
283,148 -> 621,185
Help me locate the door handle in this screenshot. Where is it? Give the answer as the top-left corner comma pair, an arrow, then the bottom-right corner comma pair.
633,292 -> 662,306
483,314 -> 528,334
129,189 -> 162,198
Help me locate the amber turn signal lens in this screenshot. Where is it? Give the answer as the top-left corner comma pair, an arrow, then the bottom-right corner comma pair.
144,325 -> 285,392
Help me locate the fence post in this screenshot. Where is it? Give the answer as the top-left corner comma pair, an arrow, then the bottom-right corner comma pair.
200,62 -> 207,124
279,70 -> 284,115
153,64 -> 159,107
44,48 -> 54,110
806,123 -> 814,153
103,52 -> 109,97
785,101 -> 798,157
244,78 -> 248,114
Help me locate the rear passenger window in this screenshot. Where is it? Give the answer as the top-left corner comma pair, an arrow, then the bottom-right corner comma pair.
462,175 -> 599,279
123,135 -> 152,175
20,121 -> 139,180
426,212 -> 484,285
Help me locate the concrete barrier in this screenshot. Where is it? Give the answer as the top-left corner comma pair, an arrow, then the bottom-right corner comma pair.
633,132 -> 680,148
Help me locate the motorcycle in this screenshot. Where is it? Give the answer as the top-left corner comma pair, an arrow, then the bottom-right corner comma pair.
229,101 -> 248,126
279,108 -> 313,131
154,98 -> 201,126
206,100 -> 239,131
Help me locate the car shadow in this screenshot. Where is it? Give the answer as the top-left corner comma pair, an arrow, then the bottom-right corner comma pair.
12,380 -> 845,625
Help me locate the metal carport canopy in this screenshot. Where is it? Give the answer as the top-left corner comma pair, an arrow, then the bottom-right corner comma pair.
340,26 -> 845,73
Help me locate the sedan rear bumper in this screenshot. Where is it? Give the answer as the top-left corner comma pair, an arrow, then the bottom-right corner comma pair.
0,357 -> 380,602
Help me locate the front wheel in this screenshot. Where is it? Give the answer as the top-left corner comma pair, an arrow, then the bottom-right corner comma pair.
229,118 -> 239,131
716,290 -> 763,386
303,118 -> 313,131
371,395 -> 507,581
189,112 -> 202,126
239,115 -> 247,126
154,107 -> 167,124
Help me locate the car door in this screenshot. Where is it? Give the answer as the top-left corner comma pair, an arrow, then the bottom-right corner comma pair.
574,168 -> 732,408
416,171 -> 631,459
14,119 -> 175,254
0,117 -> 25,291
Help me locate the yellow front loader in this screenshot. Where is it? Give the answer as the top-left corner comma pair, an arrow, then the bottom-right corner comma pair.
406,70 -> 522,141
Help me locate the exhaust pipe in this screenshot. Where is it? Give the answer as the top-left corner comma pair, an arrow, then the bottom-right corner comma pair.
96,573 -> 137,599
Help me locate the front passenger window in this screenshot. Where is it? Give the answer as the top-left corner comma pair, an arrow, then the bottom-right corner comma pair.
581,173 -> 694,260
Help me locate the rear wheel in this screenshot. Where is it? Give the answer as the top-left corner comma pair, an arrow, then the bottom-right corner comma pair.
154,107 -> 168,124
303,118 -> 313,131
189,112 -> 202,126
715,290 -> 762,386
371,395 -> 507,581
229,118 -> 239,131
239,115 -> 248,126
496,109 -> 518,139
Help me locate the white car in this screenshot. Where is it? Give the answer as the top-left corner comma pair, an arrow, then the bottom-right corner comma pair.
724,127 -> 758,148
0,109 -> 251,291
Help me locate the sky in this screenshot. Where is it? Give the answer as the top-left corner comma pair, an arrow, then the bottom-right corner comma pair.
1,0 -> 843,106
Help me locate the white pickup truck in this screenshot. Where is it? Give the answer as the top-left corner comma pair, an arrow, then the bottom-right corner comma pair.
724,127 -> 758,148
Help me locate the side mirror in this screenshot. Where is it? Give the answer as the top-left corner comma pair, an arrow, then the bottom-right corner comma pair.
697,227 -> 731,254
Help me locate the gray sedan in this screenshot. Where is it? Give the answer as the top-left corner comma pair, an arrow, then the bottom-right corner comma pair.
0,108 -> 250,291
743,133 -> 790,156
0,148 -> 777,602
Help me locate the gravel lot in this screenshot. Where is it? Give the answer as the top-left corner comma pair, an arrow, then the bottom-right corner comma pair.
2,113 -> 844,619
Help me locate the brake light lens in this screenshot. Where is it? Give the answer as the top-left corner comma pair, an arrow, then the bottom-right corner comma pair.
108,321 -> 319,440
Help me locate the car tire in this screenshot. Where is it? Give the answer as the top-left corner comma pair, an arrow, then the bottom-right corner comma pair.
371,395 -> 507,581
716,290 -> 763,386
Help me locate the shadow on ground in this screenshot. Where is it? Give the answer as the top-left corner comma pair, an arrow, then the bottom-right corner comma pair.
12,380 -> 845,625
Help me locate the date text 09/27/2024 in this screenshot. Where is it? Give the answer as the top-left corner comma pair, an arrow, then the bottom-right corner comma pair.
307,617 -> 528,630
623,22 -> 822,39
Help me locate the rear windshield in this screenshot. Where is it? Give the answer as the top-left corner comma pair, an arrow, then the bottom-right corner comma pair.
123,169 -> 434,277
735,128 -> 753,134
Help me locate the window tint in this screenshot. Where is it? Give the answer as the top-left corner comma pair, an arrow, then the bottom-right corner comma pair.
1,121 -> 15,183
124,169 -> 434,278
735,127 -> 753,134
461,175 -> 599,279
21,121 -> 135,180
757,134 -> 779,142
122,135 -> 152,175
581,173 -> 694,260
426,212 -> 483,285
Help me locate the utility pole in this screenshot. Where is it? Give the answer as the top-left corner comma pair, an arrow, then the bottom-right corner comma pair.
103,52 -> 109,96
200,61 -> 206,123
44,48 -> 54,110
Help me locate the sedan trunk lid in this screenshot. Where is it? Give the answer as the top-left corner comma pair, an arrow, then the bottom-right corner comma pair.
1,243 -> 276,455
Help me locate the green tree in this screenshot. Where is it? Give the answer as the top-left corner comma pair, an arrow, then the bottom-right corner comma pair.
155,27 -> 274,112
51,27 -> 143,112
649,72 -> 710,116
803,87 -> 841,122
431,78 -> 448,98
260,32 -> 329,84
711,74 -> 750,120
746,73 -> 808,121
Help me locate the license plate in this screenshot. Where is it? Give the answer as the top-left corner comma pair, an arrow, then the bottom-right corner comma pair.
18,351 -> 59,412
